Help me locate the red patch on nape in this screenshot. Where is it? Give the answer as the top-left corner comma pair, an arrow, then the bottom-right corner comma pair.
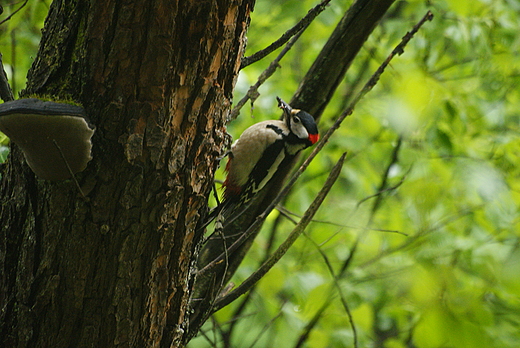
308,133 -> 320,144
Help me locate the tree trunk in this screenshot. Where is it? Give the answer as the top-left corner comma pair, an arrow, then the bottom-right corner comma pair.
0,0 -> 254,347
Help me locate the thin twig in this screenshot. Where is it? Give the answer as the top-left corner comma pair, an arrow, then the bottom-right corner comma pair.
241,0 -> 332,69
198,317 -> 219,348
358,206 -> 478,271
315,241 -> 359,348
210,316 -> 225,348
277,205 -> 408,236
293,303 -> 329,348
0,0 -> 28,26
212,153 -> 346,312
369,137 -> 402,215
52,139 -> 87,198
246,303 -> 286,348
336,281 -> 358,347
293,230 -> 359,347
218,288 -> 254,344
229,30 -> 304,122
357,171 -> 405,207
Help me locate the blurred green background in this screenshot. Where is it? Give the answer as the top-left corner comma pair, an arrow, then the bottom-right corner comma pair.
1,0 -> 519,347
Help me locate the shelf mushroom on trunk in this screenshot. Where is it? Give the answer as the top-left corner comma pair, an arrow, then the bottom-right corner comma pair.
0,98 -> 94,181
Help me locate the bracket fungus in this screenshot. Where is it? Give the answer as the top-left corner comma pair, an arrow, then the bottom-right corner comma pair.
0,98 -> 94,181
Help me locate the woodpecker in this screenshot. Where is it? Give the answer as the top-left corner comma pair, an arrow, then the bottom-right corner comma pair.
222,97 -> 319,206
195,97 -> 318,265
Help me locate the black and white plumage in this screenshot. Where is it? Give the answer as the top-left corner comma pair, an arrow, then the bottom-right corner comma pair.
196,97 -> 318,256
222,97 -> 319,205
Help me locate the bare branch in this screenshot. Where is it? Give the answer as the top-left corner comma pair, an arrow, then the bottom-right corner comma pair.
229,29 -> 305,122
198,324 -> 219,348
336,280 -> 358,347
229,0 -> 336,121
241,0 -> 332,69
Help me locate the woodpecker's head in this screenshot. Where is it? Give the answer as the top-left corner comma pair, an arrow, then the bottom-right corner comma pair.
277,97 -> 319,146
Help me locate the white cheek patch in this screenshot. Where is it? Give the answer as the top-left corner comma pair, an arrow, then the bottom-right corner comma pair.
290,120 -> 309,140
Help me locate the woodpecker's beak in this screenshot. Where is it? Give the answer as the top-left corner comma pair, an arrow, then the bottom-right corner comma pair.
276,96 -> 291,113
308,133 -> 319,144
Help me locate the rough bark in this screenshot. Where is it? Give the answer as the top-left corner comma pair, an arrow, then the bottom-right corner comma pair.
0,0 -> 254,347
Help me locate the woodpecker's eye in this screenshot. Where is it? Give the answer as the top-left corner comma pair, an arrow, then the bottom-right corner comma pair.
293,116 -> 301,123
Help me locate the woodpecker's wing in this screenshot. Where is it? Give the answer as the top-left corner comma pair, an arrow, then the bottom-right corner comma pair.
240,138 -> 287,202
224,120 -> 288,198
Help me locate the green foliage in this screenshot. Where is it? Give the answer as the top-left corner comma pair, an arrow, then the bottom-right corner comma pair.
0,131 -> 8,165
0,1 -> 49,162
193,0 -> 520,347
0,1 -> 48,95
